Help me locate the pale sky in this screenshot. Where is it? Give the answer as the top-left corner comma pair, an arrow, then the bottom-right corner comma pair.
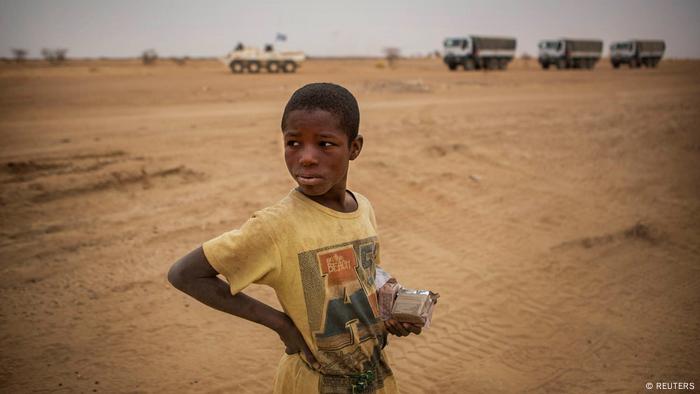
1,0 -> 699,58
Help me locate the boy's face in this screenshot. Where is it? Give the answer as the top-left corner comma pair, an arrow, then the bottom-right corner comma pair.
283,109 -> 362,199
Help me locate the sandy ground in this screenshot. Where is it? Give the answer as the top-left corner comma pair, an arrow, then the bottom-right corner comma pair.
1,57 -> 699,393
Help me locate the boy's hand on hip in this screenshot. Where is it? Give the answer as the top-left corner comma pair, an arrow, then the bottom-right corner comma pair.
275,314 -> 321,370
384,318 -> 422,337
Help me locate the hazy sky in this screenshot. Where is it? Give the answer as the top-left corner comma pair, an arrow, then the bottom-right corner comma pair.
1,0 -> 699,58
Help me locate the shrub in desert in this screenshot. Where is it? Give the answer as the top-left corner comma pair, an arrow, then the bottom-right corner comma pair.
41,48 -> 68,65
12,48 -> 28,63
171,57 -> 186,66
41,49 -> 52,62
142,49 -> 158,65
383,47 -> 401,68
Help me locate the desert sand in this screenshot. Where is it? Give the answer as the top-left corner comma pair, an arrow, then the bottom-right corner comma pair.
1,58 -> 699,393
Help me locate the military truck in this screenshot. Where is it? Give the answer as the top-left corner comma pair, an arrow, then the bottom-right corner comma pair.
610,40 -> 665,68
221,44 -> 305,73
443,36 -> 517,71
538,39 -> 603,69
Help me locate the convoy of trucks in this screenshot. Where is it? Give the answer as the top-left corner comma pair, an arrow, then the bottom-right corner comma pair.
537,39 -> 603,69
609,40 -> 665,68
223,37 -> 667,75
443,36 -> 517,71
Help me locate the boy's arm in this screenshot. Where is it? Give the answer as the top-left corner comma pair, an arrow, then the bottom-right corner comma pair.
167,246 -> 320,369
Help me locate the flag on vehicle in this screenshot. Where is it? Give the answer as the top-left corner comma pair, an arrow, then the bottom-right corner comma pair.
275,33 -> 287,42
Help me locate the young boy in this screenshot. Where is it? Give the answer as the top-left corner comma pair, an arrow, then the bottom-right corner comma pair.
168,83 -> 420,394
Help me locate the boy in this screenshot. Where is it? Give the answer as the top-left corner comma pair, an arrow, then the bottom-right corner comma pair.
168,83 -> 420,394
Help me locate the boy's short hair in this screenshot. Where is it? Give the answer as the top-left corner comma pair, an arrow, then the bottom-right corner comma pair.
281,83 -> 360,141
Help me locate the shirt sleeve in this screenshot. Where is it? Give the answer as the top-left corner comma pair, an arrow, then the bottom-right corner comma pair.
202,212 -> 282,295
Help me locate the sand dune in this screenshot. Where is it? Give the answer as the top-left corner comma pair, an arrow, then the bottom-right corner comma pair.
1,58 -> 698,393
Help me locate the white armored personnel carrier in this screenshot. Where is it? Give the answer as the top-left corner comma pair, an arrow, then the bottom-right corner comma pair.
221,44 -> 305,74
610,40 -> 665,68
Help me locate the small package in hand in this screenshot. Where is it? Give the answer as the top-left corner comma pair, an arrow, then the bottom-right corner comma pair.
391,288 -> 439,328
375,267 -> 439,328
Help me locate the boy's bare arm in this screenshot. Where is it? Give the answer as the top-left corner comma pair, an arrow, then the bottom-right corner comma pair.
167,247 -> 320,369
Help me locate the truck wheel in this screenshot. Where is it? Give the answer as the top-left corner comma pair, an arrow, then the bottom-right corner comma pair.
486,58 -> 497,70
282,61 -> 297,73
541,62 -> 550,70
229,60 -> 245,73
612,61 -> 620,69
464,58 -> 475,70
266,61 -> 280,73
556,59 -> 566,69
497,58 -> 508,70
448,63 -> 457,71
247,61 -> 261,73
651,58 -> 659,68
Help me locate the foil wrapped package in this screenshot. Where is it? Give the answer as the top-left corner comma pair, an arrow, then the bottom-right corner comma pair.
391,288 -> 439,328
375,267 -> 438,328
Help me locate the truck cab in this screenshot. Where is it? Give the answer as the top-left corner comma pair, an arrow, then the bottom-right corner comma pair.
443,37 -> 472,69
610,41 -> 635,63
538,40 -> 563,69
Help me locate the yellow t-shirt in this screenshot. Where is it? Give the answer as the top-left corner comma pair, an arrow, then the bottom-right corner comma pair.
203,189 -> 399,394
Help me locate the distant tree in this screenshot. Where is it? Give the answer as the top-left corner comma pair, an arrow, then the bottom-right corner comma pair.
55,49 -> 67,62
383,47 -> 401,68
41,49 -> 52,63
41,48 -> 68,65
12,48 -> 28,63
142,49 -> 158,65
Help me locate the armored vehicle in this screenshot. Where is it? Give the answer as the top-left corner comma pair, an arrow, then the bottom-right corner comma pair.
222,44 -> 305,74
538,39 -> 603,69
443,36 -> 517,71
610,40 -> 665,68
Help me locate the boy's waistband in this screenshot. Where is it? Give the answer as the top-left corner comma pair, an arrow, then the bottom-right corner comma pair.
320,369 -> 377,394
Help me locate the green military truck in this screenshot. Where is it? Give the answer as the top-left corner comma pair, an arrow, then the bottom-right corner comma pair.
610,40 -> 665,68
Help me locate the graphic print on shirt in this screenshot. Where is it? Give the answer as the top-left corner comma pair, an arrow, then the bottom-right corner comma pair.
298,236 -> 392,390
